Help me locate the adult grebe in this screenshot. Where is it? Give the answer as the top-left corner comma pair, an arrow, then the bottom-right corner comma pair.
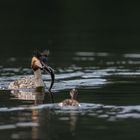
8,50 -> 55,91
58,89 -> 80,107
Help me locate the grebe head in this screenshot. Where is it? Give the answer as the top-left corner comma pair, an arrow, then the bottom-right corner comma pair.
69,88 -> 78,100
31,50 -> 55,91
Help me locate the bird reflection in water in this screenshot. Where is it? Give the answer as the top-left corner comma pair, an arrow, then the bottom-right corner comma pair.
10,88 -> 53,139
68,112 -> 78,136
10,87 -> 54,104
10,88 -> 44,104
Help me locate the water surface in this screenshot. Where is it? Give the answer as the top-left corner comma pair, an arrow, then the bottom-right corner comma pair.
0,51 -> 140,139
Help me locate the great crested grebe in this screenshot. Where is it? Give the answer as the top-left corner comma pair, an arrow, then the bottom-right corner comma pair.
58,89 -> 80,107
8,50 -> 55,92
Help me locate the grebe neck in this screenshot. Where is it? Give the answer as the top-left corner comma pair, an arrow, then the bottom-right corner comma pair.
34,69 -> 44,87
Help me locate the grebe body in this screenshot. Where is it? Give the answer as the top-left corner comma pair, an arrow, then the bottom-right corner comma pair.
8,50 -> 55,91
58,89 -> 80,107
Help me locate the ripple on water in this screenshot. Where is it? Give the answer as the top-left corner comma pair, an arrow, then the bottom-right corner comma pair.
75,52 -> 109,57
0,67 -> 110,90
0,103 -> 140,121
51,78 -> 106,91
123,53 -> 140,59
1,66 -> 140,90
0,122 -> 38,130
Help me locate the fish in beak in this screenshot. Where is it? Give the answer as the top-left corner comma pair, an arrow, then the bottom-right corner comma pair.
42,62 -> 55,92
40,55 -> 55,91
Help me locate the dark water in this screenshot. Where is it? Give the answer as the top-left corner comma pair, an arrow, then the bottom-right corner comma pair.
0,51 -> 140,140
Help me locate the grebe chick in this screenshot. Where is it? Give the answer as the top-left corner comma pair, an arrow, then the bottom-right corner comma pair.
8,50 -> 55,91
58,89 -> 80,107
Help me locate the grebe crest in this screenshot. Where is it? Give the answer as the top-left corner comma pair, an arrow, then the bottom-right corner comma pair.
58,88 -> 80,107
8,50 -> 55,91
